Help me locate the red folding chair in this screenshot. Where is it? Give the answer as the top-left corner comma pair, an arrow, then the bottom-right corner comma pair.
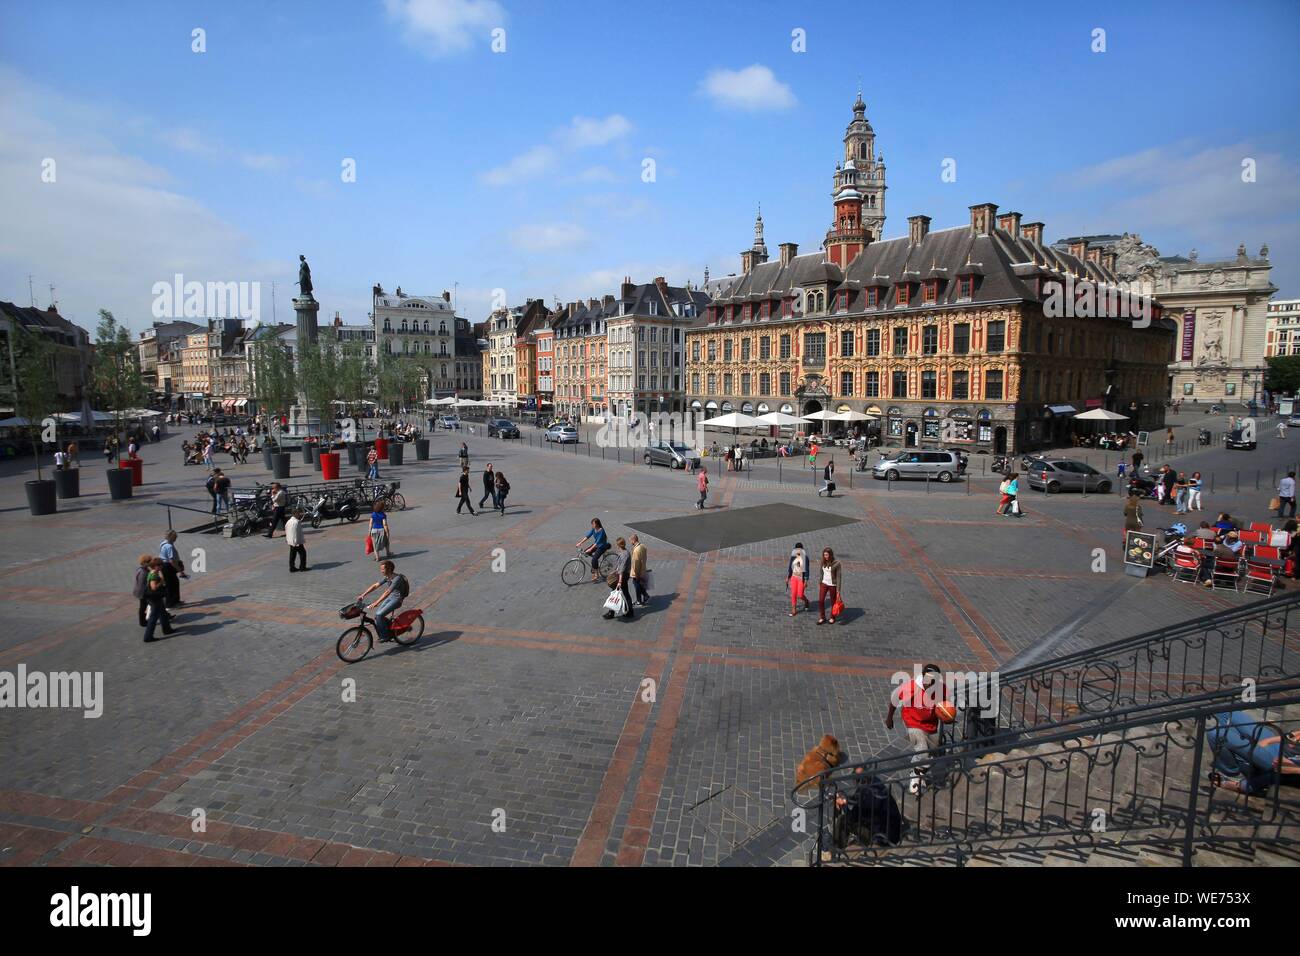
1238,530 -> 1264,545
1211,557 -> 1241,592
1249,522 -> 1273,535
1241,559 -> 1278,597
1171,547 -> 1201,585
1254,545 -> 1283,562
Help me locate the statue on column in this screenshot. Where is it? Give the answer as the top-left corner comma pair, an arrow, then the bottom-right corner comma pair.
297,255 -> 314,298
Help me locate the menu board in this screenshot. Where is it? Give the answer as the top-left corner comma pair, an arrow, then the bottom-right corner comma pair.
1124,530 -> 1157,568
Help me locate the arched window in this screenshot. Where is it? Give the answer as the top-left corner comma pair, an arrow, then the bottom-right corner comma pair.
439,322 -> 447,335
423,320 -> 429,332
400,320 -> 408,332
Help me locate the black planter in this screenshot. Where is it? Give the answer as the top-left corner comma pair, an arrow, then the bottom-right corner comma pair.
302,443 -> 314,464
25,479 -> 57,515
414,438 -> 429,461
313,448 -> 323,471
263,446 -> 275,470
347,443 -> 360,466
358,452 -> 370,474
272,452 -> 291,480
388,442 -> 404,466
53,468 -> 80,498
106,467 -> 134,500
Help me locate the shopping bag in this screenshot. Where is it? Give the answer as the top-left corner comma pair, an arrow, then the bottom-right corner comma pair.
831,593 -> 845,618
1269,497 -> 1281,511
603,589 -> 627,615
1010,499 -> 1021,515
364,535 -> 374,555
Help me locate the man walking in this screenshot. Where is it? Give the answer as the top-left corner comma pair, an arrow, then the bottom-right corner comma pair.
886,664 -> 944,794
479,463 -> 496,509
696,467 -> 709,510
358,560 -> 409,643
212,468 -> 231,515
367,445 -> 380,480
159,530 -> 185,607
265,481 -> 288,538
456,466 -> 476,515
1279,471 -> 1297,519
604,537 -> 635,621
629,534 -> 649,607
286,509 -> 309,572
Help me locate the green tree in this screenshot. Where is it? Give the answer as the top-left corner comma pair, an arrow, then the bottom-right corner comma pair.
298,327 -> 339,436
12,325 -> 60,480
1265,356 -> 1300,396
251,335 -> 297,445
335,337 -> 374,439
89,309 -> 145,451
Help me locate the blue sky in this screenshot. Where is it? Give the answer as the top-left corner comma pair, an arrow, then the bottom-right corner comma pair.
1,0 -> 1297,334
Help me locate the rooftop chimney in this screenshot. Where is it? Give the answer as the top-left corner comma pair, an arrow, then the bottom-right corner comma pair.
1101,249 -> 1117,272
654,276 -> 668,291
969,202 -> 998,236
908,215 -> 932,245
996,211 -> 1022,238
442,290 -> 451,302
602,294 -> 615,308
741,250 -> 756,274
621,277 -> 636,298
779,242 -> 798,266
1068,239 -> 1088,259
1021,221 -> 1045,245
1086,247 -> 1101,264
587,298 -> 600,311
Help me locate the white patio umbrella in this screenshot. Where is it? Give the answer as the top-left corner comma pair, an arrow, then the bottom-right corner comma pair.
700,412 -> 764,429
756,411 -> 806,428
833,410 -> 878,422
1072,408 -> 1129,421
0,416 -> 31,428
801,410 -> 842,422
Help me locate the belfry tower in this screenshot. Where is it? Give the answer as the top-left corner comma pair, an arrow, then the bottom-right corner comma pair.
825,90 -> 887,267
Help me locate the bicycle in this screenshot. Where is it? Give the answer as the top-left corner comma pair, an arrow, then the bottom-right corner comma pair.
336,600 -> 424,663
562,544 -> 618,586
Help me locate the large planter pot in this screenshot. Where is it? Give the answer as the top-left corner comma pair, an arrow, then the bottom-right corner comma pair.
302,443 -> 314,464
272,452 -> 291,480
313,446 -> 323,471
414,438 -> 429,461
25,479 -> 57,516
358,452 -> 371,474
53,468 -> 80,499
347,443 -> 360,466
320,451 -> 340,481
388,442 -> 404,466
118,458 -> 143,487
263,446 -> 275,470
375,437 -> 389,461
106,467 -> 134,500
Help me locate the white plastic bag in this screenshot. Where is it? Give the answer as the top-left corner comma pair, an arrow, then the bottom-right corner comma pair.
603,589 -> 627,615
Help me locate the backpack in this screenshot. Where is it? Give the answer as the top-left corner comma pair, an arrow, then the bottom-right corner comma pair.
205,475 -> 217,493
497,477 -> 510,493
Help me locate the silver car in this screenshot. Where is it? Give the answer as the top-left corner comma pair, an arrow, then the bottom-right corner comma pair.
643,440 -> 700,470
1024,458 -> 1113,494
873,450 -> 965,482
545,424 -> 578,444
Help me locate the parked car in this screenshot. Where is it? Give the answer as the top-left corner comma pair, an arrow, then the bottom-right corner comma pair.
439,416 -> 460,430
1286,414 -> 1300,428
545,424 -> 579,444
872,450 -> 966,482
643,440 -> 700,470
487,418 -> 520,439
1225,429 -> 1257,450
1024,458 -> 1113,494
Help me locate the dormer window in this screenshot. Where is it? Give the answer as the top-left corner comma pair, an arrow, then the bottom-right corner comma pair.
867,287 -> 880,308
896,283 -> 911,306
958,276 -> 973,299
923,280 -> 940,304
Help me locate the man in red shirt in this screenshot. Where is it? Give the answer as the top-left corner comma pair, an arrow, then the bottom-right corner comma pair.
886,663 -> 944,794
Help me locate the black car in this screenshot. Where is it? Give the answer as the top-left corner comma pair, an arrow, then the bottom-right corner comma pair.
487,418 -> 520,439
1225,429 -> 1256,450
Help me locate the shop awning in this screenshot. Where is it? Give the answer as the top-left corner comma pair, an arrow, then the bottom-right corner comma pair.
1046,404 -> 1077,415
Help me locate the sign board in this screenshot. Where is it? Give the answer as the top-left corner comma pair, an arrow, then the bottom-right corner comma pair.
1124,530 -> 1158,577
1180,310 -> 1196,361
1137,431 -> 1150,446
1282,398 -> 1294,417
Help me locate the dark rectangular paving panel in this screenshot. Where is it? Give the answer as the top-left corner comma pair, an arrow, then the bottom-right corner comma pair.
628,503 -> 859,554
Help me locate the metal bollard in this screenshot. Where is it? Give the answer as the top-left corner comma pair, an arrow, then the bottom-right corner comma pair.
778,458 -> 782,483
1235,472 -> 1240,492
1211,472 -> 1216,493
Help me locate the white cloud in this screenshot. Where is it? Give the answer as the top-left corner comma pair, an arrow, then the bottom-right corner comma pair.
510,222 -> 590,253
563,115 -> 633,149
699,64 -> 796,112
572,166 -> 619,184
0,68 -> 282,333
384,0 -> 505,57
481,144 -> 558,187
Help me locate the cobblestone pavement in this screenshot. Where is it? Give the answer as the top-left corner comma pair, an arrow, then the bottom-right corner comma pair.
0,414 -> 1296,867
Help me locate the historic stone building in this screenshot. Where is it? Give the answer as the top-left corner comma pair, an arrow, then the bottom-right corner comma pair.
1065,235 -> 1276,408
550,298 -> 609,422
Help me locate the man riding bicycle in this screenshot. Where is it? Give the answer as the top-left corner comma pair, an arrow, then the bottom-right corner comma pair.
357,560 -> 409,643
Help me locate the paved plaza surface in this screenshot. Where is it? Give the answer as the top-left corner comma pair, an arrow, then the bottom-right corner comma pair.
1,410 -> 1297,867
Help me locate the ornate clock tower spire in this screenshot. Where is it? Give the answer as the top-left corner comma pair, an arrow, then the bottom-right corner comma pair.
825,90 -> 886,266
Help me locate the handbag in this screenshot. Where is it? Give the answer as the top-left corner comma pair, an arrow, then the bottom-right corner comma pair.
364,535 -> 374,555
1270,496 -> 1281,511
831,592 -> 845,618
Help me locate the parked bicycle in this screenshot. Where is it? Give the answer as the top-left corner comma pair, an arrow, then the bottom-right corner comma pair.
335,599 -> 424,663
561,544 -> 618,586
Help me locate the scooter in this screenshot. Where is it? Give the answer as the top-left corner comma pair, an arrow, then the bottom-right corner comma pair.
308,491 -> 360,529
991,455 -> 1012,475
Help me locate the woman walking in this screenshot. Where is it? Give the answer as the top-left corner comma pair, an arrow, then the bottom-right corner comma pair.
1123,493 -> 1144,549
1188,471 -> 1203,512
142,558 -> 176,643
787,542 -> 811,616
696,467 -> 709,510
368,500 -> 393,561
999,472 -> 1021,517
455,465 -> 476,515
493,469 -> 511,515
817,547 -> 843,625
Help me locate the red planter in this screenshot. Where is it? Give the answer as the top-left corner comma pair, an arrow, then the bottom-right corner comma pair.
320,451 -> 340,481
375,437 -> 389,461
118,458 -> 143,487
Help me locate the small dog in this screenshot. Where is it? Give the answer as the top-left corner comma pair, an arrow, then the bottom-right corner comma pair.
795,734 -> 843,792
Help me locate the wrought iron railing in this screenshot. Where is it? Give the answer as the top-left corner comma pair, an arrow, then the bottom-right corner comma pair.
960,591 -> 1300,747
796,683 -> 1300,867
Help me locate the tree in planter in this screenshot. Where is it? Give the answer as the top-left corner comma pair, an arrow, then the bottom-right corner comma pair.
298,327 -> 340,438
11,324 -> 60,481
1265,356 -> 1300,398
377,356 -> 426,424
336,337 -> 374,441
251,336 -> 297,447
90,309 -> 146,455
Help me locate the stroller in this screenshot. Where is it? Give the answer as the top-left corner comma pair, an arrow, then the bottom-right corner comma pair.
1198,428 -> 1212,446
